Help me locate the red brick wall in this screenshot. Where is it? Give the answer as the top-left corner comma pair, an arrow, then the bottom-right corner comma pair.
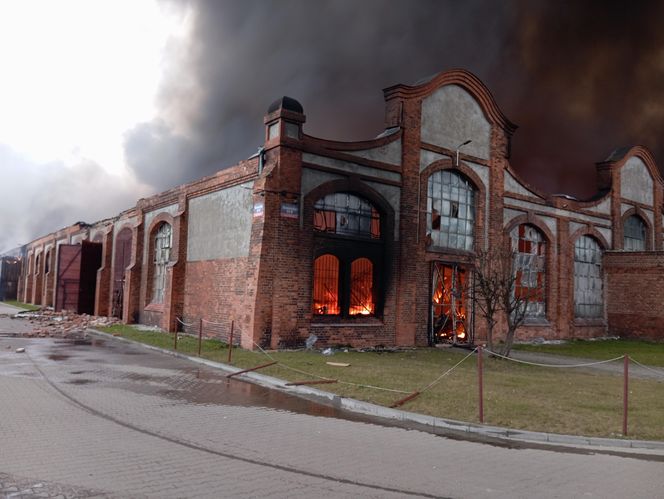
604,251 -> 664,340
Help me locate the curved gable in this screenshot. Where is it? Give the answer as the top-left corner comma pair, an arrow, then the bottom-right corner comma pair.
421,85 -> 491,160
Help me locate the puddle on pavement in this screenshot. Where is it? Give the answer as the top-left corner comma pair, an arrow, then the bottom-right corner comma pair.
28,337 -> 387,427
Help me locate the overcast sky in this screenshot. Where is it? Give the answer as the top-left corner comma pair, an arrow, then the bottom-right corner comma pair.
2,0 -> 663,254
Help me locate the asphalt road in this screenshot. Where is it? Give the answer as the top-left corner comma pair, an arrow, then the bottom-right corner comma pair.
0,327 -> 662,498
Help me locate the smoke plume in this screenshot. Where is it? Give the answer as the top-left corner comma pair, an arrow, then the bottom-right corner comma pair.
124,0 -> 664,198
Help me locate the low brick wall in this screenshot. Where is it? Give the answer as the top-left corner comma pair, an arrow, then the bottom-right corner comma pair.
604,251 -> 664,340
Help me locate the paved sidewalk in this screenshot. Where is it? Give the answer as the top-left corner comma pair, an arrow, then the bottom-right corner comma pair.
1,333 -> 663,498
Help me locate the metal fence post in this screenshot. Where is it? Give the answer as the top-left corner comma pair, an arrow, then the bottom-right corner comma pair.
198,318 -> 203,357
478,345 -> 484,424
228,320 -> 234,364
623,354 -> 629,436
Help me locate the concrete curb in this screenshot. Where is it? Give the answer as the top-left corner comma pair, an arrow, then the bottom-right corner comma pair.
88,328 -> 664,455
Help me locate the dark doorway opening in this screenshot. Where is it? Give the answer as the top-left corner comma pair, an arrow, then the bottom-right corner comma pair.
56,241 -> 102,314
112,228 -> 132,318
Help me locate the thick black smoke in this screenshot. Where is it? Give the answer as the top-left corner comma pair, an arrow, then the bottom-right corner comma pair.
125,0 -> 664,198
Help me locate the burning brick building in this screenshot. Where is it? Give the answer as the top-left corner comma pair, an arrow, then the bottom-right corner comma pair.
17,69 -> 664,348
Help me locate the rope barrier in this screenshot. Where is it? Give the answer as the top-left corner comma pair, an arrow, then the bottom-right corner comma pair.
484,349 -> 625,368
630,357 -> 664,378
176,317 -> 195,328
419,347 -> 478,393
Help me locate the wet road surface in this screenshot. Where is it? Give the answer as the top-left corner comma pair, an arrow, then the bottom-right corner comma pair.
0,323 -> 663,498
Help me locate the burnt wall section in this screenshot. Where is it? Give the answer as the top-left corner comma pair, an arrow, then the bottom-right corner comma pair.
604,251 -> 664,340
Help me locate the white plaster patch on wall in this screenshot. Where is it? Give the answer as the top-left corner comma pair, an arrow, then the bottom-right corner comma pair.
569,221 -> 586,235
419,149 -> 449,172
420,85 -> 491,160
621,157 -> 653,205
114,216 -> 137,235
187,183 -> 253,261
504,197 -> 610,226
302,153 -> 401,183
585,196 -> 611,215
504,169 -> 542,199
364,180 -> 401,241
345,138 -> 402,165
504,208 -> 526,226
596,227 -> 612,247
620,203 -> 632,215
539,215 -> 557,236
301,168 -> 344,197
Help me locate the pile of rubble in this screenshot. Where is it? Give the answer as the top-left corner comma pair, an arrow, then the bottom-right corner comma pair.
12,309 -> 121,338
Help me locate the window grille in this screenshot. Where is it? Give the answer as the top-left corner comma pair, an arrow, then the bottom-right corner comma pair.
152,223 -> 172,304
314,193 -> 380,239
510,224 -> 546,317
312,254 -> 340,315
349,258 -> 374,315
426,170 -> 475,251
623,215 -> 646,251
574,236 -> 603,318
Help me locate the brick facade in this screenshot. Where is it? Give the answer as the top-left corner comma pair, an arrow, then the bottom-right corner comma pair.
17,69 -> 664,347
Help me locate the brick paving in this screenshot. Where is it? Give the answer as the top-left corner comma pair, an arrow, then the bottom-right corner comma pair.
0,326 -> 663,498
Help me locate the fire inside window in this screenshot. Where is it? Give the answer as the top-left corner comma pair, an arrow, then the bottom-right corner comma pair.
574,235 -> 603,318
511,224 -> 546,317
152,223 -> 172,304
426,170 -> 475,251
431,263 -> 468,344
312,193 -> 380,317
623,215 -> 646,251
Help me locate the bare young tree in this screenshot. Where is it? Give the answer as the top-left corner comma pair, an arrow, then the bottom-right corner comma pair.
472,244 -> 539,357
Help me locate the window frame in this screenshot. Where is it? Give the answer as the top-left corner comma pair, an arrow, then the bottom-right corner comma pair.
623,214 -> 647,251
573,235 -> 604,319
426,169 -> 476,252
510,223 -> 547,319
151,222 -> 172,304
311,191 -> 384,319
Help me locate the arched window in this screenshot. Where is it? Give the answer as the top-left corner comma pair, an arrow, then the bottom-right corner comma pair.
44,250 -> 51,274
152,223 -> 172,304
314,193 -> 380,239
35,253 -> 41,275
426,170 -> 475,251
574,236 -> 603,318
623,215 -> 646,251
312,192 -> 382,317
511,224 -> 546,318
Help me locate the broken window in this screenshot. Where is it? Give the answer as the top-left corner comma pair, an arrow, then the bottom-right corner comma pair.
313,254 -> 340,315
623,215 -> 646,251
44,250 -> 51,274
426,170 -> 475,251
152,223 -> 172,304
431,263 -> 469,344
510,224 -> 546,318
574,235 -> 603,318
314,193 -> 380,239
